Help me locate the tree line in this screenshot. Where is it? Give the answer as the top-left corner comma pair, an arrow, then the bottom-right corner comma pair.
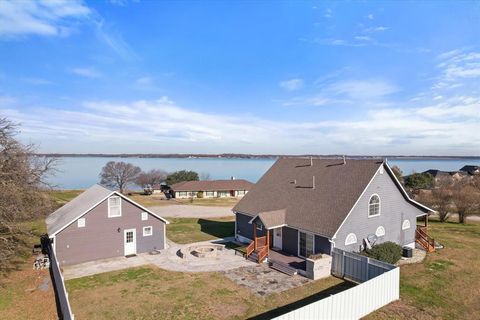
99,161 -> 204,193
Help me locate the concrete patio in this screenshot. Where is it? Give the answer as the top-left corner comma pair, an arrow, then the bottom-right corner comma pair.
62,238 -> 255,280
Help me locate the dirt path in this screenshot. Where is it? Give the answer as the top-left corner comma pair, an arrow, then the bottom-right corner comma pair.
147,204 -> 234,218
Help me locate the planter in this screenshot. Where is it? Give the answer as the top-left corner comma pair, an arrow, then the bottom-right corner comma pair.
306,254 -> 332,280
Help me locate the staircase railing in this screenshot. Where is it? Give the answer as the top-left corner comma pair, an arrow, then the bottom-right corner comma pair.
415,226 -> 435,252
255,236 -> 267,249
246,241 -> 255,258
258,245 -> 269,263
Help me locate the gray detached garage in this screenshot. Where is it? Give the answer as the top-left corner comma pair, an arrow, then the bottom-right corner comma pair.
46,184 -> 169,266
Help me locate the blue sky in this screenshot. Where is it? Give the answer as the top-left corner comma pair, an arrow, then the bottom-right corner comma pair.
0,0 -> 479,155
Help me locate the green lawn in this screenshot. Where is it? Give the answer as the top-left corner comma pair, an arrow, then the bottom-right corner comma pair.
166,217 -> 235,244
46,189 -> 84,206
368,220 -> 480,320
65,266 -> 349,320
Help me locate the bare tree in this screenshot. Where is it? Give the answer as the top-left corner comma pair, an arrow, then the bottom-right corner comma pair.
0,118 -> 56,274
451,182 -> 480,224
391,165 -> 404,184
199,172 -> 211,181
136,169 -> 168,187
99,161 -> 141,193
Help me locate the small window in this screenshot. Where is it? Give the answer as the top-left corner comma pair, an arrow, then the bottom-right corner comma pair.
178,191 -> 187,197
256,223 -> 263,231
368,194 -> 380,217
108,196 -> 122,217
77,218 -> 85,228
345,233 -> 357,246
205,191 -> 214,197
141,212 -> 148,221
402,220 -> 411,230
143,226 -> 152,236
375,226 -> 385,237
237,190 -> 246,196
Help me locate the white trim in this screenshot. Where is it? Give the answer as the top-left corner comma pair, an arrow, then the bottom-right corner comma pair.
108,196 -> 122,218
298,230 -> 315,258
77,218 -> 85,228
375,226 -> 386,237
266,223 -> 288,230
50,190 -> 170,237
402,219 -> 411,230
163,224 -> 167,250
124,228 -> 137,255
141,212 -> 148,221
345,233 -> 357,246
368,193 -> 381,218
384,161 -> 436,213
332,163 -> 383,239
143,226 -> 153,237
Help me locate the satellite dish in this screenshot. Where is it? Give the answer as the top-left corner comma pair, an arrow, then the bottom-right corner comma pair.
367,234 -> 378,246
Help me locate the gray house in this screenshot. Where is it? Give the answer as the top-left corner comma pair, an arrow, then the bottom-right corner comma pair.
46,184 -> 169,266
234,158 -> 435,268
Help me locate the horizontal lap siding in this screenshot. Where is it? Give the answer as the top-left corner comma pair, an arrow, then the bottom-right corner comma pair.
315,235 -> 332,254
334,168 -> 424,252
55,198 -> 165,266
236,212 -> 254,240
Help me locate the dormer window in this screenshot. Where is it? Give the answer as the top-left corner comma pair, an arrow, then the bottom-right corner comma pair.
108,196 -> 122,218
368,194 -> 380,217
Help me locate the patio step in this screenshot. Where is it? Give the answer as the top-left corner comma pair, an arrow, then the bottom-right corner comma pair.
248,252 -> 259,262
270,261 -> 297,276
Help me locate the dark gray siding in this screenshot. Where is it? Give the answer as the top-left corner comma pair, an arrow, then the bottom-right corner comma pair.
55,197 -> 166,266
314,235 -> 332,254
236,212 -> 254,240
282,227 -> 298,256
334,167 -> 425,252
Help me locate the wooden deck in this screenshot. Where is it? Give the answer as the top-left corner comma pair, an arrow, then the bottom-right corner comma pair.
268,249 -> 306,271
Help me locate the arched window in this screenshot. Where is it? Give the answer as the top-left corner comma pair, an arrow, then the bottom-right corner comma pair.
368,194 -> 380,217
402,219 -> 411,230
345,233 -> 357,246
375,226 -> 385,237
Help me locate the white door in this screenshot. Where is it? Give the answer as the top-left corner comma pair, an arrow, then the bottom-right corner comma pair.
124,229 -> 136,256
273,228 -> 283,250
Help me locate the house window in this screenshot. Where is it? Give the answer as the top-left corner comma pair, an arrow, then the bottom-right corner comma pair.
299,231 -> 314,258
237,190 -> 245,196
77,218 -> 85,228
205,191 -> 214,197
218,191 -> 229,197
402,220 -> 411,230
368,194 -> 380,217
256,223 -> 263,231
108,196 -> 122,218
143,226 -> 153,236
178,192 -> 187,197
345,233 -> 357,246
141,212 -> 148,221
375,226 -> 386,237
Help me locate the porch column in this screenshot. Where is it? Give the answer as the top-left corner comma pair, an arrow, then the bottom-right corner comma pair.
253,224 -> 257,250
266,229 -> 270,254
425,214 -> 428,229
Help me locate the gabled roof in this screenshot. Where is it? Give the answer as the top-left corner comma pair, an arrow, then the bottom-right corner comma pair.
249,209 -> 287,229
46,184 -> 169,236
171,179 -> 254,192
460,165 -> 480,174
233,158 -> 433,238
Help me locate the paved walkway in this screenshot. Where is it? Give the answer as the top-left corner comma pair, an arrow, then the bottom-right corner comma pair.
147,204 -> 234,218
63,238 -> 254,280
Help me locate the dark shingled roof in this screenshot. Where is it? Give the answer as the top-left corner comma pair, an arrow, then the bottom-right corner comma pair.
460,165 -> 480,174
171,179 -> 254,192
233,158 -> 384,238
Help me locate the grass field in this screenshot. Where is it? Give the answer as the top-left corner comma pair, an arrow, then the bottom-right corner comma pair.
166,217 -> 235,244
368,220 -> 480,320
66,266 -> 349,320
0,219 -> 57,319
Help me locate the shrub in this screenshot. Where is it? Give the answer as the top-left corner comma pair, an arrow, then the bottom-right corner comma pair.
363,241 -> 402,264
308,253 -> 323,260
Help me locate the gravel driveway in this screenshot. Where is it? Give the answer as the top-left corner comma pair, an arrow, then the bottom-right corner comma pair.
147,205 -> 234,218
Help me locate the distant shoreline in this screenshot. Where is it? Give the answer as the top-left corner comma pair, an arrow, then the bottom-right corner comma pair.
35,153 -> 480,160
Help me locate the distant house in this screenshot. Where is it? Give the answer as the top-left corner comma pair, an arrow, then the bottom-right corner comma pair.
459,165 -> 480,175
422,169 -> 466,184
46,184 -> 169,266
233,158 -> 435,271
171,179 -> 254,199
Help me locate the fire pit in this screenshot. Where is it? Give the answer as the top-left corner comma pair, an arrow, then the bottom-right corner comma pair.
192,246 -> 217,258
179,243 -> 225,259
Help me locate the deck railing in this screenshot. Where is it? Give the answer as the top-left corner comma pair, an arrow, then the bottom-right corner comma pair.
415,226 -> 435,252
258,245 -> 269,263
246,241 -> 255,258
255,236 -> 267,249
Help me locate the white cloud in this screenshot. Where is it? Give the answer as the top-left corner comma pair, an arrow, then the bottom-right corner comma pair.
1,95 -> 478,155
367,14 -> 374,20
363,26 -> 389,33
22,77 -> 52,85
279,78 -> 303,91
433,49 -> 480,89
70,67 -> 102,78
0,0 -> 91,38
324,9 -> 332,18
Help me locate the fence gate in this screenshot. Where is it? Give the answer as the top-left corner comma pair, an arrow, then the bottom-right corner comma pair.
331,247 -> 395,283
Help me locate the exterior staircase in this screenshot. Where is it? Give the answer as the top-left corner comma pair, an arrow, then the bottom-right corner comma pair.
269,260 -> 297,276
415,226 -> 435,252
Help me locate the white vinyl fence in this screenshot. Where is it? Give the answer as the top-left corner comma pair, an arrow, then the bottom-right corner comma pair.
273,267 -> 399,320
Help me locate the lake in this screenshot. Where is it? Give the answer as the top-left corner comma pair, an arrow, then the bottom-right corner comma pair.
47,157 -> 480,190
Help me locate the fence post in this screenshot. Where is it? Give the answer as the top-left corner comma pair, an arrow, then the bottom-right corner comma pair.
366,257 -> 370,282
